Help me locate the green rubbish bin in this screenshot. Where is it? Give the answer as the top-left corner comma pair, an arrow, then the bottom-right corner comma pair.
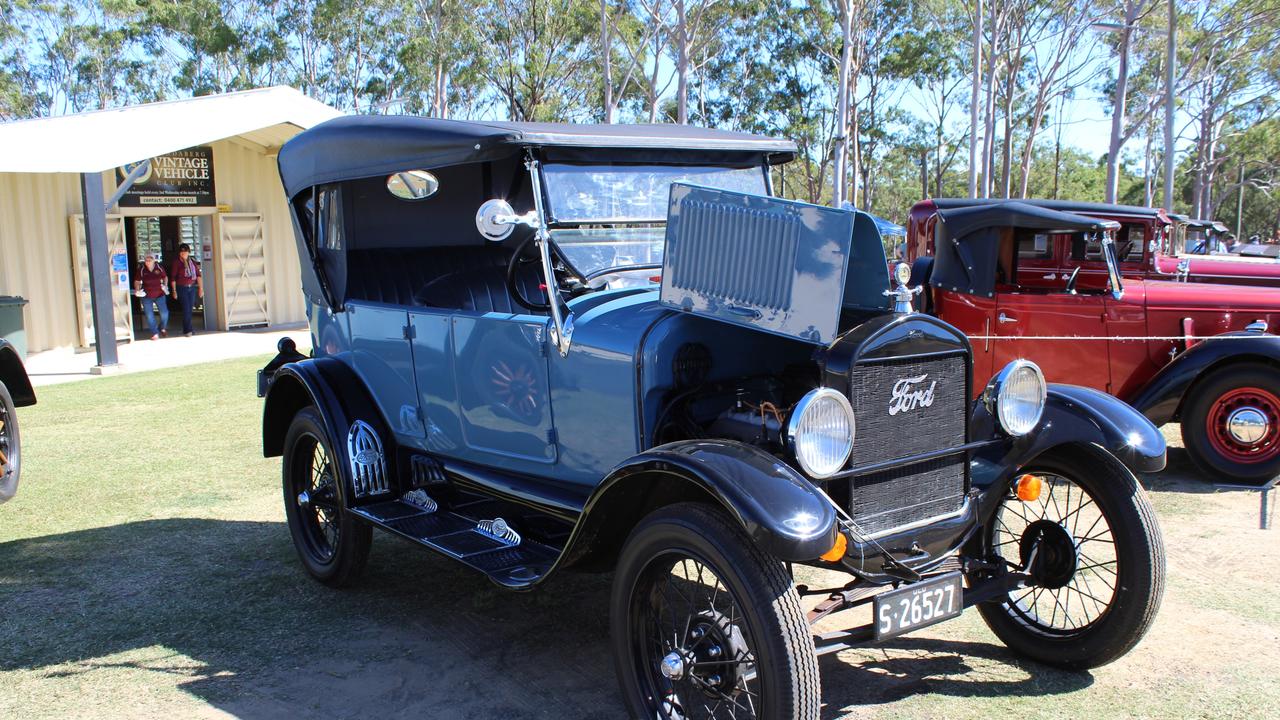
0,296 -> 29,360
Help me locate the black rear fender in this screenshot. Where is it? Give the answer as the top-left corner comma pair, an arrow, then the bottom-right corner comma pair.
262,357 -> 394,506
561,440 -> 839,570
0,341 -> 35,407
1127,333 -> 1280,426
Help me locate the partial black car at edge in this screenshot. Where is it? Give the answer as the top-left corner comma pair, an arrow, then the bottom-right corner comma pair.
259,117 -> 1167,719
0,337 -> 34,504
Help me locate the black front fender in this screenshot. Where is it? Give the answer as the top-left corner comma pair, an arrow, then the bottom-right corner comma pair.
567,440 -> 839,565
1127,332 -> 1280,426
970,384 -> 1166,523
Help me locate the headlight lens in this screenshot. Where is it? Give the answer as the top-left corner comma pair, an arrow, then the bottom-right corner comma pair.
987,360 -> 1047,436
788,388 -> 855,478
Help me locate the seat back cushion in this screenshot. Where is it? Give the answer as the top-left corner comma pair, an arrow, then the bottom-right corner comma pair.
346,246 -> 545,314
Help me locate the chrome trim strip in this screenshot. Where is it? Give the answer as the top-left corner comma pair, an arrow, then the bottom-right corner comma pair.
864,499 -> 971,541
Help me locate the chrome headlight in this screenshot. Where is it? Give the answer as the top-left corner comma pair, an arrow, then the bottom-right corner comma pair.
985,360 -> 1047,436
787,388 -> 856,478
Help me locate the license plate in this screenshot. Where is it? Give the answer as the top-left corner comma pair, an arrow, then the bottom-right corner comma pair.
874,572 -> 963,640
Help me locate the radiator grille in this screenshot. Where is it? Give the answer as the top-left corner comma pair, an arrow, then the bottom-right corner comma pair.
849,353 -> 967,466
849,455 -> 967,537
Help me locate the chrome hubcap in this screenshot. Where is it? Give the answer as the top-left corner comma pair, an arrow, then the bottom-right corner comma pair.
296,489 -> 311,507
1227,407 -> 1268,444
659,651 -> 686,680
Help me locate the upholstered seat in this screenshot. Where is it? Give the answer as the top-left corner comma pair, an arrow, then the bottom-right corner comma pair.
345,247 -> 545,314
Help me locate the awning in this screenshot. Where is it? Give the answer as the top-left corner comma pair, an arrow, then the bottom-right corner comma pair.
0,86 -> 340,174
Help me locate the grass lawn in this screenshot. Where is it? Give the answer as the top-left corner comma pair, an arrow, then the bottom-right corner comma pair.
1,355 -> 1277,719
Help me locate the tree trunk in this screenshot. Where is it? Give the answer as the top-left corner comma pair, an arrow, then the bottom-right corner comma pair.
968,0 -> 983,198
832,0 -> 853,207
675,0 -> 689,124
1105,4 -> 1136,204
980,5 -> 999,198
601,0 -> 613,123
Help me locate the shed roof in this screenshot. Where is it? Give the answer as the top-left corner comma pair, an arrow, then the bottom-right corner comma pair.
0,86 -> 341,174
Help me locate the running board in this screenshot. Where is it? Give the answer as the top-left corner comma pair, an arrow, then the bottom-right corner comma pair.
350,499 -> 558,588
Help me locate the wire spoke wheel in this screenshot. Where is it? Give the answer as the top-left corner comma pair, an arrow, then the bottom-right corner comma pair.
975,448 -> 1164,670
291,432 -> 340,562
0,381 -> 19,498
282,408 -> 371,587
634,554 -> 763,719
992,472 -> 1118,634
612,504 -> 819,720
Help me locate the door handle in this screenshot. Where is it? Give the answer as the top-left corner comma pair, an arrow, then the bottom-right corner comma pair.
1042,273 -> 1057,280
998,312 -> 1017,324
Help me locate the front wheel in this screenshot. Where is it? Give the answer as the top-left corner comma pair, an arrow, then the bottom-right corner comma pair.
975,447 -> 1165,669
282,408 -> 372,587
611,503 -> 820,720
1181,363 -> 1280,484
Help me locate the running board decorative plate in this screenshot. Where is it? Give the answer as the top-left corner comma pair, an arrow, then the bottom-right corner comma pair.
476,518 -> 522,547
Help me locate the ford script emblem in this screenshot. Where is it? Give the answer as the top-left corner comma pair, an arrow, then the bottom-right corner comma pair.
353,448 -> 381,466
888,374 -> 936,416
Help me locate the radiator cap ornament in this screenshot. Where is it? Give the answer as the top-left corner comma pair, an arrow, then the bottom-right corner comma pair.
884,262 -> 922,313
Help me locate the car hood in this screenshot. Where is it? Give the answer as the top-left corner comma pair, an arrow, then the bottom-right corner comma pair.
1155,254 -> 1280,281
1141,278 -> 1280,313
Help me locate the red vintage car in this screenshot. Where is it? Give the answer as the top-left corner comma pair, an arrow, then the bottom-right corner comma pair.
917,198 -> 1280,289
906,199 -> 1280,485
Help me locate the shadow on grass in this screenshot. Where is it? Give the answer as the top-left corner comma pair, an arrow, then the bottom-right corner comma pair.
2,518 -> 1097,719
818,636 -> 1093,718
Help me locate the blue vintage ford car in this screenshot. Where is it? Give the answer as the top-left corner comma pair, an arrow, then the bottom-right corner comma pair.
261,117 -> 1167,718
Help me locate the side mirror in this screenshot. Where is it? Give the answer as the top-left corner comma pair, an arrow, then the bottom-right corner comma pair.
476,198 -> 540,242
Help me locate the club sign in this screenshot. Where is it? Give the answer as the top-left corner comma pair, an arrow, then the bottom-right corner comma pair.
116,146 -> 215,207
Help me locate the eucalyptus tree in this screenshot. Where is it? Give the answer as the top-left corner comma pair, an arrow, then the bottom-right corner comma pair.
479,0 -> 599,121
1179,0 -> 1280,218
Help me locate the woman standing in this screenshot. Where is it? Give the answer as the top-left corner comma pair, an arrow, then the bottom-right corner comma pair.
133,254 -> 169,340
169,243 -> 203,337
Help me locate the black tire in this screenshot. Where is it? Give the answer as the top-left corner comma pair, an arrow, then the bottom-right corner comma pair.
1180,363 -> 1280,484
610,502 -> 820,720
282,407 -> 372,587
976,446 -> 1165,670
0,381 -> 19,503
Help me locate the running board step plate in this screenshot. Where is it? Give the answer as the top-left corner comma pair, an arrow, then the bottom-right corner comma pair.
351,500 -> 557,588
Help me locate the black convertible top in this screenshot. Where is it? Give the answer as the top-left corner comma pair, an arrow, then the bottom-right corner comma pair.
932,200 -> 1119,297
278,115 -> 798,198
931,197 -> 1164,219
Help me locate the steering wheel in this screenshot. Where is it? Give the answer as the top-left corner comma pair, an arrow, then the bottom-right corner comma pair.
506,233 -> 551,311
1064,266 -> 1081,295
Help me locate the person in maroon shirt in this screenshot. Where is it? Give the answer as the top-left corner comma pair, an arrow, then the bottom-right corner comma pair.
133,254 -> 169,340
169,243 -> 203,337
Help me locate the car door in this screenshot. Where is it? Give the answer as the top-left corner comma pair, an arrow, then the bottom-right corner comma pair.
993,232 -> 1112,393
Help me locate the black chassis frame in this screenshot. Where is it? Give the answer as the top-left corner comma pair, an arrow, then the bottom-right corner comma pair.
259,302 -> 1165,650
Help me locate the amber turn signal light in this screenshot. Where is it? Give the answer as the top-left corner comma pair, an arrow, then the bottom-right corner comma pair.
820,532 -> 848,562
1016,473 -> 1043,502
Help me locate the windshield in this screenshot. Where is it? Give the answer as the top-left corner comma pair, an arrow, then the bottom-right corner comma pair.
542,164 -> 767,223
542,163 -> 768,278
551,226 -> 667,280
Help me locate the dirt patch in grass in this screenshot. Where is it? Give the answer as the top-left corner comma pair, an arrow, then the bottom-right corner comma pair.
1,355 -> 1277,718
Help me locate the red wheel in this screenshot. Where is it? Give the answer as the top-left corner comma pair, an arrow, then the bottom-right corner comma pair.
1204,386 -> 1280,464
1182,363 -> 1280,484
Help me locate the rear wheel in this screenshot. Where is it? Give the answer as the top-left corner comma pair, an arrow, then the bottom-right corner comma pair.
611,503 -> 820,720
282,408 -> 371,586
976,448 -> 1165,669
1182,363 -> 1280,484
0,381 -> 19,502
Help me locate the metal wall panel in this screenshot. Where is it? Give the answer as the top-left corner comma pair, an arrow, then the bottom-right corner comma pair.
0,132 -> 307,354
